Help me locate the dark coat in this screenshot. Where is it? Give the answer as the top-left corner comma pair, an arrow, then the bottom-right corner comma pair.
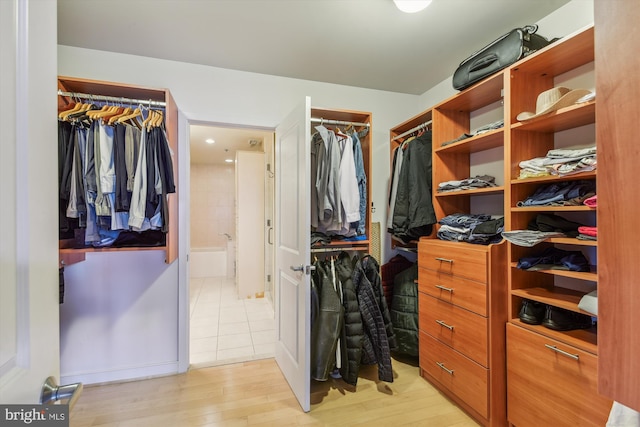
390,263 -> 419,356
353,255 -> 397,383
391,132 -> 436,243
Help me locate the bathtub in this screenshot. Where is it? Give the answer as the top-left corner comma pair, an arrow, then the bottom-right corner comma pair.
190,247 -> 227,278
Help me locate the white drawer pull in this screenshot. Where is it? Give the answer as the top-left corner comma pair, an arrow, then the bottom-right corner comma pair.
545,344 -> 579,360
436,319 -> 454,330
436,362 -> 454,375
435,285 -> 454,293
435,257 -> 453,263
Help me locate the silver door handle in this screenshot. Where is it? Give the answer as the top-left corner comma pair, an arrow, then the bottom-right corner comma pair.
290,265 -> 316,274
545,344 -> 579,360
41,376 -> 83,410
290,265 -> 304,272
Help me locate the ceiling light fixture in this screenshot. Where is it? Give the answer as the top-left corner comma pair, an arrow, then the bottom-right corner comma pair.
225,159 -> 233,163
205,138 -> 215,144
394,0 -> 432,13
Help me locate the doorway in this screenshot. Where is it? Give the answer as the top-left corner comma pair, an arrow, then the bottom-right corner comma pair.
188,123 -> 275,368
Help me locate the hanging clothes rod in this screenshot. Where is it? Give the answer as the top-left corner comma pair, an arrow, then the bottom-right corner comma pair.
391,120 -> 432,142
310,245 -> 368,253
57,89 -> 166,108
310,117 -> 370,128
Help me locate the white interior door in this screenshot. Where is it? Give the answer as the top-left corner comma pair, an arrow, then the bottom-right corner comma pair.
274,97 -> 311,412
0,0 -> 63,404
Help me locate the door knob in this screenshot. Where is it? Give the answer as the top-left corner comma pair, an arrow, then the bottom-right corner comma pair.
41,376 -> 83,410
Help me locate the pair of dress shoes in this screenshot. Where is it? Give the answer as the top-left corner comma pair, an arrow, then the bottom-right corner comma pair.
519,299 -> 593,331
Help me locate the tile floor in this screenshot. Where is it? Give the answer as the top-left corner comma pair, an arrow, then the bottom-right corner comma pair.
189,276 -> 275,368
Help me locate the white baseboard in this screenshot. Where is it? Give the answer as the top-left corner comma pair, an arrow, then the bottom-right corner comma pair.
61,361 -> 179,386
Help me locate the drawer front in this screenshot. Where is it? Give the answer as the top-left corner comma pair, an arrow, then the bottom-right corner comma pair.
418,242 -> 487,283
506,324 -> 612,427
420,330 -> 488,419
418,266 -> 487,316
419,293 -> 488,366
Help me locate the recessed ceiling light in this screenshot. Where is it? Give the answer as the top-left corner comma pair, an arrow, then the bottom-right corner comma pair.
394,0 -> 432,13
205,138 -> 215,144
225,159 -> 233,163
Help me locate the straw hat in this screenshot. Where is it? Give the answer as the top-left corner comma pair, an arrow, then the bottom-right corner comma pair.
517,86 -> 592,121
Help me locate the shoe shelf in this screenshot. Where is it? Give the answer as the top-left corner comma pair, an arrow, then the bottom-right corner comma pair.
511,285 -> 595,314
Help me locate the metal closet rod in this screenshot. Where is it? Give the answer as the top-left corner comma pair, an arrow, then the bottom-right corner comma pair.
57,89 -> 166,108
310,246 -> 368,253
392,120 -> 432,141
310,117 -> 370,128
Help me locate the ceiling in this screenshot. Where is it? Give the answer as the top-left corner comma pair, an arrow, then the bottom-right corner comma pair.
189,124 -> 272,165
57,0 -> 571,164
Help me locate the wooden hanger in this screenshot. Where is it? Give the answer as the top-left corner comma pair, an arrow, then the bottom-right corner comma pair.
58,101 -> 82,120
107,107 -> 132,125
116,107 -> 143,129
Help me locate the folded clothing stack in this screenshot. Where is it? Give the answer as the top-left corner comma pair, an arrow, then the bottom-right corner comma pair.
437,213 -> 504,245
519,146 -> 596,179
516,247 -> 590,272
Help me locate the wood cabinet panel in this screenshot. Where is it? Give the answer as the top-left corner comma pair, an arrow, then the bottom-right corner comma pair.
595,0 -> 640,410
506,324 -> 611,427
418,266 -> 487,316
420,331 -> 489,419
419,293 -> 488,366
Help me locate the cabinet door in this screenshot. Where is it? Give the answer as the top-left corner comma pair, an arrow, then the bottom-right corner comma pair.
507,324 -> 611,427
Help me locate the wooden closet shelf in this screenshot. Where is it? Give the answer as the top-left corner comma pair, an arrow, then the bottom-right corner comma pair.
435,186 -> 504,197
435,129 -> 503,154
510,205 -> 594,212
510,263 -> 597,281
511,286 -> 594,311
510,170 -> 596,185
510,102 -> 595,133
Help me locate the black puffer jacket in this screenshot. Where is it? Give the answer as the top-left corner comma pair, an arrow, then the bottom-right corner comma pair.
353,255 -> 397,383
335,252 -> 364,386
390,263 -> 419,356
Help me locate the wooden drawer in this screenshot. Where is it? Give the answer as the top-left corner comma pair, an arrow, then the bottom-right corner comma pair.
420,330 -> 489,419
419,293 -> 488,366
418,266 -> 487,316
507,324 -> 612,427
418,241 -> 487,283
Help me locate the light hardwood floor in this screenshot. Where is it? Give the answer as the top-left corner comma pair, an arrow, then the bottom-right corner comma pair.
70,356 -> 480,427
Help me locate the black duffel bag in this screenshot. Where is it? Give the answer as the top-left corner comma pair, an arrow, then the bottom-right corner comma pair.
452,25 -> 556,91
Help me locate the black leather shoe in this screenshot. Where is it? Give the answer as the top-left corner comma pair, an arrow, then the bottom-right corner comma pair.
542,305 -> 593,331
519,299 -> 546,325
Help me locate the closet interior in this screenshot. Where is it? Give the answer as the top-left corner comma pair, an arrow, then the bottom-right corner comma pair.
388,25 -> 611,427
57,77 -> 179,267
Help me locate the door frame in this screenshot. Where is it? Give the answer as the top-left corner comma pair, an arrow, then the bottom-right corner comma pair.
177,115 -> 275,370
